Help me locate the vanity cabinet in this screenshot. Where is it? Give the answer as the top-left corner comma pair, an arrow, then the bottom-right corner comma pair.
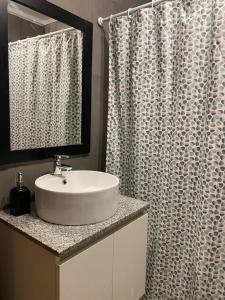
59,235 -> 114,300
0,214 -> 148,300
113,214 -> 147,300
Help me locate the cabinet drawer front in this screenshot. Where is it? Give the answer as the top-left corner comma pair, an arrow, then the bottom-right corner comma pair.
59,235 -> 113,300
113,214 -> 148,300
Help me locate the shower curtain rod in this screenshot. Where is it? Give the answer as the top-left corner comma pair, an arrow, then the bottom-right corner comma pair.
98,0 -> 174,27
9,27 -> 75,46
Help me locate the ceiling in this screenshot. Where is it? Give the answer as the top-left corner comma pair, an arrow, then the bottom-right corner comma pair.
8,1 -> 55,26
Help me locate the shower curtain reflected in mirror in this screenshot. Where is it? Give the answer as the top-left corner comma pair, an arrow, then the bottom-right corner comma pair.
9,28 -> 83,151
106,1 -> 225,299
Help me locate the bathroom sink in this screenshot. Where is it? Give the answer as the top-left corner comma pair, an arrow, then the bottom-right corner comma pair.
35,171 -> 119,225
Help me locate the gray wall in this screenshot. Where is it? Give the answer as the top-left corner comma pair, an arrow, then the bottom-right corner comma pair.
0,0 -> 148,209
45,20 -> 70,33
8,14 -> 44,42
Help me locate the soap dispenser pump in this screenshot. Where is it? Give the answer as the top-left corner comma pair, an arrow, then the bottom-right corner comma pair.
10,172 -> 31,216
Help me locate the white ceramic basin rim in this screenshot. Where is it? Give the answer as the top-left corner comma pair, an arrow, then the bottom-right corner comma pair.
35,171 -> 119,226
35,170 -> 119,194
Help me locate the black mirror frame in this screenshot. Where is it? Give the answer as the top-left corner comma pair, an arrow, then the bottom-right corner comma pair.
0,0 -> 93,165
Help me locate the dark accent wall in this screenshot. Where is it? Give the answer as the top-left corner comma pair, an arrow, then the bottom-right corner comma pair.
8,14 -> 44,42
0,0 -> 149,209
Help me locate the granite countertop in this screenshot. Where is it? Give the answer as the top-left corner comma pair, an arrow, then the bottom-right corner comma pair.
0,195 -> 149,261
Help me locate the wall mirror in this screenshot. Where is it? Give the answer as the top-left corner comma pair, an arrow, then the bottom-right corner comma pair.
0,0 -> 93,165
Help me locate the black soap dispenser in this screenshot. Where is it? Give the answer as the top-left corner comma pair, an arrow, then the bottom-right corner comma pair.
10,172 -> 31,216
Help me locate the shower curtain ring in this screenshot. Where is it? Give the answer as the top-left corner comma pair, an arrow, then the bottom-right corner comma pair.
152,0 -> 156,15
152,0 -> 156,11
127,8 -> 133,19
110,14 -> 113,23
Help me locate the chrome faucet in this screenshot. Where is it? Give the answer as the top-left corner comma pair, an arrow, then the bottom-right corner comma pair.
53,155 -> 72,177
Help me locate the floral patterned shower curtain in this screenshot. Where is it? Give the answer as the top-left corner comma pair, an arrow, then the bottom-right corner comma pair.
106,0 -> 225,299
9,29 -> 83,150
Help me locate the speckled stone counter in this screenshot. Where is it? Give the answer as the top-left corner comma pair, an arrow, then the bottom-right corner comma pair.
0,195 -> 148,260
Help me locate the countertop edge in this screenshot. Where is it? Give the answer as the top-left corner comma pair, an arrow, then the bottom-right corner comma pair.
0,217 -> 59,256
0,203 -> 149,260
59,205 -> 148,260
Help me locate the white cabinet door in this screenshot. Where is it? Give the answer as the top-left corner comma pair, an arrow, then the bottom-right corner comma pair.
59,235 -> 113,300
113,214 -> 148,300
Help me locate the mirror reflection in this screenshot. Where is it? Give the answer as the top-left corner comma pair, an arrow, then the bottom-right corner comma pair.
8,1 -> 83,151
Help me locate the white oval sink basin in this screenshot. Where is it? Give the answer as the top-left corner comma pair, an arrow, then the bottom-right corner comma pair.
35,171 -> 119,225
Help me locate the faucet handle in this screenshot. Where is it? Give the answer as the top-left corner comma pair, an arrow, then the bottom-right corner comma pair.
54,154 -> 70,161
53,155 -> 71,175
61,155 -> 70,159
